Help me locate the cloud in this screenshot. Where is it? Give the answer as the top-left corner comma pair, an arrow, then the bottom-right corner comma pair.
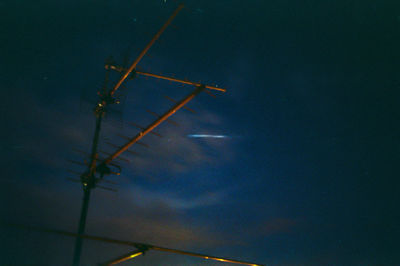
3,76 -> 234,182
1,180 -> 231,248
257,217 -> 298,236
2,75 -> 241,263
101,214 -> 225,248
3,89 -> 94,171
85,186 -> 233,249
102,107 -> 235,177
0,180 -> 235,265
123,185 -> 230,210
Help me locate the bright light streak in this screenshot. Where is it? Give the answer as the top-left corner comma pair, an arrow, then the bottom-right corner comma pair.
128,252 -> 143,259
109,251 -> 143,265
187,134 -> 227,138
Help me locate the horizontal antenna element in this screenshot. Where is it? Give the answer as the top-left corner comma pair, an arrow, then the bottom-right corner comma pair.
105,64 -> 226,92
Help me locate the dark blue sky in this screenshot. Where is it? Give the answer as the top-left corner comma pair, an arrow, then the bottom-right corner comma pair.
1,0 -> 399,265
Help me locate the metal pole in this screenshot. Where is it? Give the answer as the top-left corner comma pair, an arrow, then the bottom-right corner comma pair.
89,113 -> 103,172
72,112 -> 103,266
72,5 -> 184,264
72,186 -> 91,266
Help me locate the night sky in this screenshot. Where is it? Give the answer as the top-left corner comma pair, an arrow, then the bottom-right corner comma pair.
1,0 -> 400,265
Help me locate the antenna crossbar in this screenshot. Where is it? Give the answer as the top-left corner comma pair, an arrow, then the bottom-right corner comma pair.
106,64 -> 226,92
136,70 -> 226,92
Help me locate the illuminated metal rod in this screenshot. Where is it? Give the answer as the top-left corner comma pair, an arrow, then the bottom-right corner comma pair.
146,109 -> 180,127
129,122 -> 163,137
136,70 -> 226,92
4,223 -> 264,266
102,85 -> 205,164
106,64 -> 226,93
152,246 -> 261,266
109,4 -> 184,96
104,246 -> 261,266
164,95 -> 196,113
102,250 -> 144,265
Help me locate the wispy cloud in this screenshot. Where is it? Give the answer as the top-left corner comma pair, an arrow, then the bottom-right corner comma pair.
122,185 -> 230,210
106,108 -> 235,176
236,217 -> 299,241
258,217 -> 298,236
86,186 -> 234,249
4,81 -> 235,182
3,89 -> 95,170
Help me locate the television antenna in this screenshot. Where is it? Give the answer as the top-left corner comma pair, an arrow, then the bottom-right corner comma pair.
38,3 -> 259,266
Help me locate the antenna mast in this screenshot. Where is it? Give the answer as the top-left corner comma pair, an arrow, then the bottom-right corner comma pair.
72,5 -> 185,265
68,4 -> 253,266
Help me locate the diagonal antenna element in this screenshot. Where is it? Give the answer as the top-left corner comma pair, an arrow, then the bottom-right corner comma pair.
102,85 -> 205,165
109,4 -> 184,96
